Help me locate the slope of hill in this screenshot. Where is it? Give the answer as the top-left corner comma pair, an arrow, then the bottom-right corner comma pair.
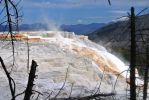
87,14 -> 149,71
88,14 -> 149,48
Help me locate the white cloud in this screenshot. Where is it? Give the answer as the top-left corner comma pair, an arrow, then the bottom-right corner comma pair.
77,19 -> 83,23
21,0 -> 149,24
22,0 -> 109,9
112,16 -> 129,22
23,1 -> 81,9
108,0 -> 149,7
22,0 -> 149,9
87,16 -> 116,19
110,10 -> 128,14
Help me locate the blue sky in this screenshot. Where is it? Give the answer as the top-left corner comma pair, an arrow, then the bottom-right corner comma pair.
20,0 -> 149,25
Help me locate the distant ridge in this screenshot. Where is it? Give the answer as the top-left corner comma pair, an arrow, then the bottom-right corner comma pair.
0,23 -> 105,35
61,23 -> 105,34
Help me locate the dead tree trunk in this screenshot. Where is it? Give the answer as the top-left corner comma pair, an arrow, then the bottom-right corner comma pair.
143,38 -> 149,100
4,0 -> 15,65
0,57 -> 16,100
130,7 -> 136,100
24,60 -> 37,100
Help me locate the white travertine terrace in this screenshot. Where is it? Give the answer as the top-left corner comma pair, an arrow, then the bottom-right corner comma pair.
0,31 -> 143,100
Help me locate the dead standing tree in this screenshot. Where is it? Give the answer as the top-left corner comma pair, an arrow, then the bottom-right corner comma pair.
0,0 -> 20,99
0,57 -> 16,100
143,38 -> 149,100
137,27 -> 149,100
2,0 -> 19,66
130,7 -> 149,100
130,7 -> 136,100
0,0 -> 38,100
24,60 -> 38,100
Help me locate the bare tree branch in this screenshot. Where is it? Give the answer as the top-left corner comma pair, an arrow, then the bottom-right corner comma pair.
0,57 -> 16,100
4,0 -> 15,66
54,66 -> 69,99
108,0 -> 111,5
